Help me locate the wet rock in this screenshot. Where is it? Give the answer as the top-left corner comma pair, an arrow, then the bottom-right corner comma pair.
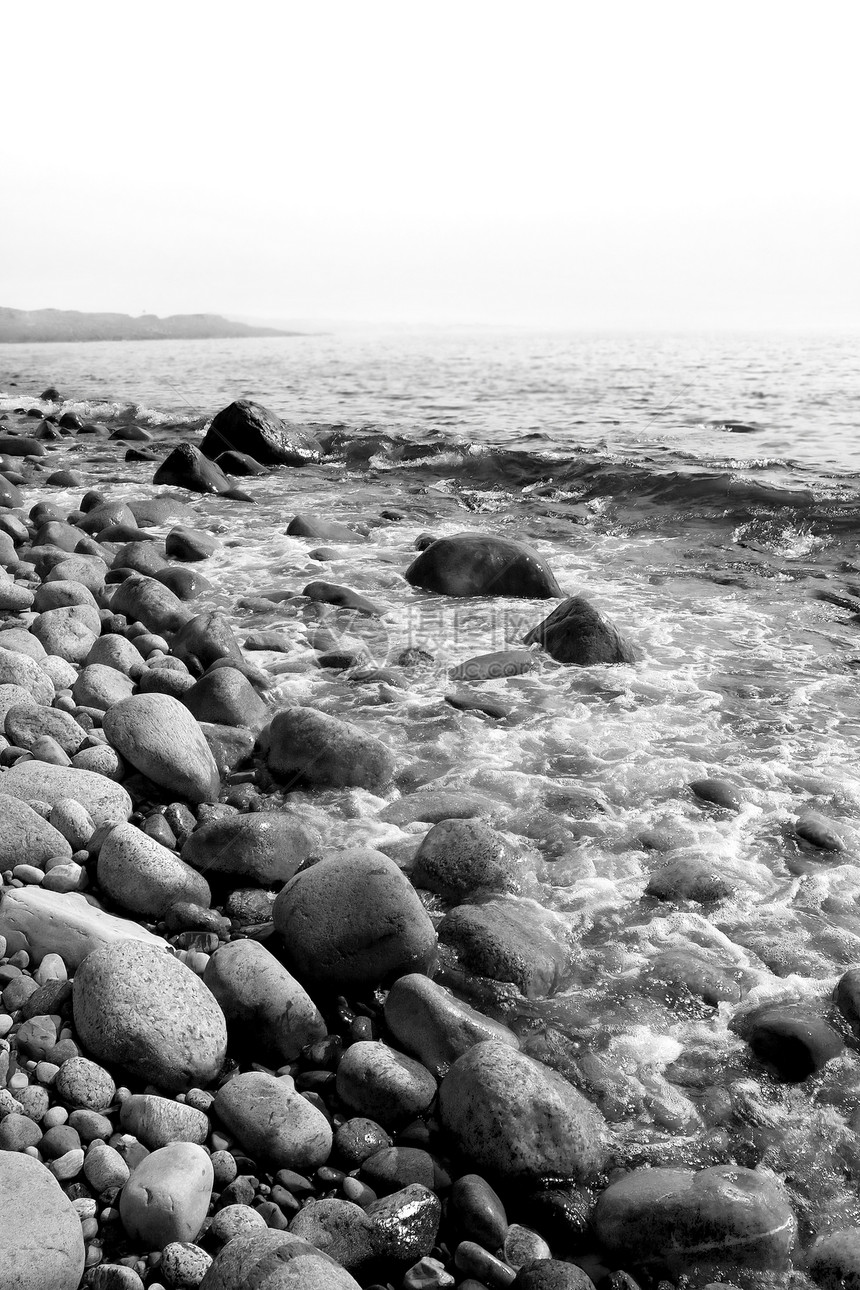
303,580 -> 380,614
153,443 -> 232,494
795,811 -> 850,852
198,1230 -> 362,1290
834,967 -> 860,1038
109,573 -> 191,635
0,1152 -> 85,1289
334,1117 -> 392,1167
645,856 -> 735,903
0,761 -> 132,827
807,1228 -> 860,1290
181,811 -> 321,884
514,1261 -> 596,1289
198,721 -> 256,776
412,818 -> 517,899
450,1172 -> 508,1249
273,850 -> 437,992
120,1142 -> 213,1248
336,1041 -> 437,1128
733,1002 -> 844,1082
385,973 -> 519,1078
289,1198 -> 378,1272
258,705 -> 395,791
103,693 -> 221,803
381,790 -> 498,826
201,400 -> 322,466
593,1164 -> 796,1276
406,532 -> 561,599
214,1070 -> 332,1170
361,1145 -> 438,1195
438,898 -> 570,998
183,667 -> 268,728
171,611 -> 245,674
166,525 -> 220,561
156,565 -> 213,601
523,596 -> 633,664
0,793 -> 73,868
98,821 -> 211,918
287,514 -> 365,542
216,449 -> 267,475
73,940 -> 227,1091
449,648 -> 537,682
120,1093 -> 210,1148
648,949 -> 742,1006
203,940 -> 325,1062
439,1041 -> 608,1181
0,885 -> 168,969
366,1184 -> 442,1263
112,540 -> 169,577
689,777 -> 744,812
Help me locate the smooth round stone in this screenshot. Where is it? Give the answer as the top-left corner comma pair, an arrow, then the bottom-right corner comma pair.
181,812 -> 322,885
258,705 -> 395,791
288,1198 -> 378,1272
333,1118 -> 392,1167
55,1056 -> 116,1110
336,1041 -> 437,1129
161,1242 -> 213,1289
72,663 -> 135,711
0,1152 -> 86,1289
735,1002 -> 844,1082
450,1173 -> 508,1249
439,1042 -> 608,1182
97,821 -> 211,919
795,811 -> 850,852
513,1262 -> 597,1289
504,1226 -> 552,1269
0,647 -> 54,702
49,798 -> 95,849
120,1142 -> 213,1249
203,940 -> 325,1063
0,793 -> 73,869
198,1230 -> 363,1289
120,1093 -> 210,1149
183,668 -> 268,728
73,941 -> 228,1092
438,898 -> 570,998
645,856 -> 735,903
209,1204 -> 267,1244
86,633 -> 146,676
33,580 -> 99,614
385,973 -> 519,1079
83,1141 -> 130,1193
455,1241 -> 517,1287
31,607 -> 98,663
0,1112 -> 43,1150
40,1124 -> 82,1159
405,533 -> 561,599
360,1146 -> 436,1195
49,1146 -> 85,1181
593,1165 -> 796,1275
0,761 -> 132,827
213,1071 -> 332,1171
412,818 -> 517,898
273,850 -> 437,992
103,693 -> 220,804
689,777 -> 744,812
71,743 -> 124,779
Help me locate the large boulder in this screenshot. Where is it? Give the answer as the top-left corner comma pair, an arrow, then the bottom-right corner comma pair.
523,596 -> 634,665
153,443 -> 232,494
439,1042 -> 608,1182
200,400 -> 322,466
103,693 -> 221,803
273,850 -> 437,992
181,811 -> 321,885
0,1153 -> 85,1290
0,762 -> 132,827
593,1165 -> 796,1277
257,706 -> 394,791
199,1230 -> 362,1290
73,940 -> 228,1091
214,1071 -> 332,1170
0,886 -> 168,969
98,821 -> 211,918
204,940 -> 325,1062
405,533 -> 562,599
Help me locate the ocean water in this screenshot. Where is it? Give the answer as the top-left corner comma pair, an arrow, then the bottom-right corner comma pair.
5,328 -> 860,1248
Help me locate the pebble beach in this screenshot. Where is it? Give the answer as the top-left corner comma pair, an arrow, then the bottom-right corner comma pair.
2,345 -> 860,1290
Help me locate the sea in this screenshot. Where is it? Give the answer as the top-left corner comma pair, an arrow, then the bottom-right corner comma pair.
4,327 -> 860,1245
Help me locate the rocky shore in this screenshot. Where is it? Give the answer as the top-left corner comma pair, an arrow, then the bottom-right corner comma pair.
0,393 -> 857,1290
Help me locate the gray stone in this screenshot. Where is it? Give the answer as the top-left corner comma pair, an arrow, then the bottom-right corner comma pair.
183,668 -> 268,728
73,940 -> 227,1091
0,793 -> 73,868
406,533 -> 562,599
109,573 -> 192,635
258,705 -> 395,791
385,973 -> 519,1079
0,1153 -> 85,1289
198,1230 -> 362,1290
366,1184 -> 442,1263
203,940 -> 325,1063
55,1056 -> 116,1110
335,1041 -> 437,1128
120,1142 -> 213,1249
103,693 -> 221,803
438,897 -> 570,998
289,1199 -> 378,1272
523,596 -> 634,665
0,886 -> 168,969
98,821 -> 212,918
0,646 -> 54,702
86,633 -> 145,676
31,606 -> 99,662
807,1229 -> 860,1290
120,1093 -> 210,1149
439,1042 -> 608,1182
214,1071 -> 332,1171
72,663 -> 135,711
4,703 -> 87,755
181,811 -> 321,885
0,761 -> 132,827
412,818 -> 518,899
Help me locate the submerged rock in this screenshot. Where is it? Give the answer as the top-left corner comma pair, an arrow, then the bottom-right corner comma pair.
201,399 -> 322,466
733,1002 -> 844,1082
406,532 -> 562,599
438,897 -> 570,998
153,443 -> 232,494
523,596 -> 634,665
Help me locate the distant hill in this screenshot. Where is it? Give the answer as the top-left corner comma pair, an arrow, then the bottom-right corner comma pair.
0,307 -> 299,343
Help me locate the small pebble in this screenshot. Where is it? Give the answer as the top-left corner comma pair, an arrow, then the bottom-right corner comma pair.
160,1241 -> 213,1288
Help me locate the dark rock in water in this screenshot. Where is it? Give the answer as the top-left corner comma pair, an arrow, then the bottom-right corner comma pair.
689,777 -> 744,811
109,423 -> 151,441
109,573 -> 191,635
440,1042 -> 608,1182
647,949 -> 742,1006
446,690 -> 513,720
221,485 -> 255,502
0,475 -> 23,508
795,811 -> 850,852
514,1261 -> 597,1289
287,514 -> 366,543
258,706 -> 395,791
734,1002 -> 844,1082
198,721 -> 256,776
153,443 -> 232,494
593,1164 -> 795,1275
126,447 -> 160,462
406,532 -> 562,599
183,667 -> 268,728
523,596 -> 633,665
198,1229 -> 362,1289
201,399 -> 322,466
302,580 -> 380,616
112,541 -> 169,578
834,967 -> 860,1038
129,496 -> 196,527
380,791 -> 497,827
645,856 -> 735,903
59,411 -> 83,429
41,386 -> 61,400
273,849 -> 437,992
449,648 -> 537,682
216,450 -> 267,476
166,525 -> 220,562
807,1229 -> 860,1290
438,897 -> 570,998
308,546 -> 339,562
0,434 -> 48,457
181,810 -> 320,884
171,611 -> 244,675
412,818 -> 517,899
156,566 -> 213,601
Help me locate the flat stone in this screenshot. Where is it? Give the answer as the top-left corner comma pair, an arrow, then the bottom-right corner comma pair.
406,533 -> 561,599
0,885 -> 168,969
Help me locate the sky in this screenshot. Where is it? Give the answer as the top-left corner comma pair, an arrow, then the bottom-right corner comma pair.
3,2 -> 859,330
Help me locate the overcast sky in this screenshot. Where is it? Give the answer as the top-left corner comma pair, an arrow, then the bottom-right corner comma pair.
4,2 -> 858,329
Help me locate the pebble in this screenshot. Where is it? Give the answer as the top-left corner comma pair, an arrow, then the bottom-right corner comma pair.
55,1055 -> 117,1110
160,1242 -> 213,1288
84,1141 -> 131,1192
208,1203 -> 267,1244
